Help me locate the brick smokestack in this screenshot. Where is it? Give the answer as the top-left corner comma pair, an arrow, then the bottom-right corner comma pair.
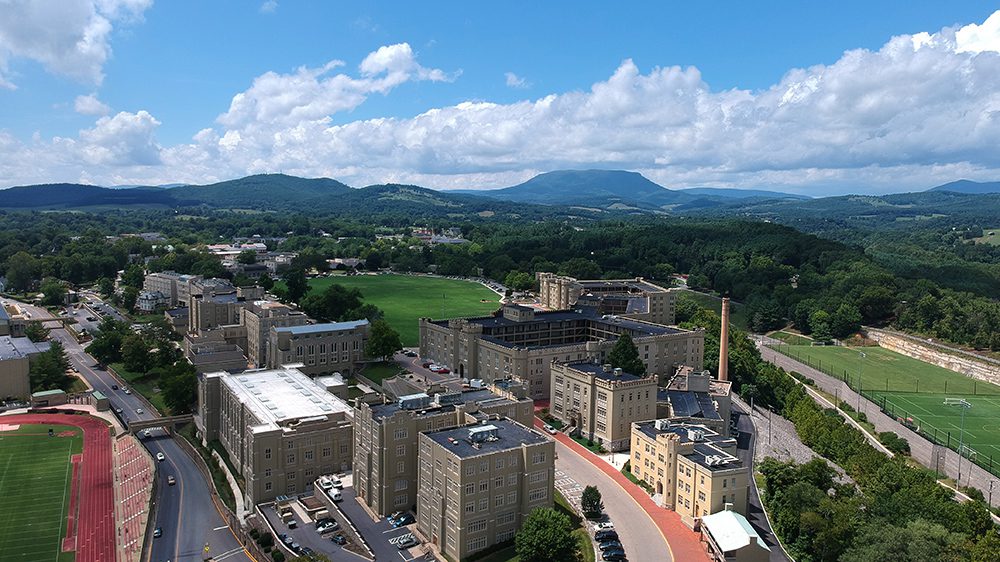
718,297 -> 730,381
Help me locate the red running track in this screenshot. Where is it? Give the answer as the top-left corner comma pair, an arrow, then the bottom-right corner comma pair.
4,413 -> 116,562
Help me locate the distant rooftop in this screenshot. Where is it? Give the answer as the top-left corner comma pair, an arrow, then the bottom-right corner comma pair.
369,387 -> 513,421
564,361 -> 647,383
576,278 -> 667,293
275,319 -> 369,335
211,366 -> 351,430
661,389 -> 722,420
634,420 -> 732,446
424,418 -> 546,458
0,335 -> 49,360
701,510 -> 769,553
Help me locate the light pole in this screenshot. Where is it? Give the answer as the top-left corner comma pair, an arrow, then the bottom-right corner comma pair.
990,480 -> 995,507
947,399 -> 972,486
857,351 -> 866,412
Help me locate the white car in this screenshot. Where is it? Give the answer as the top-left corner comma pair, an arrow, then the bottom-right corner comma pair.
156,452 -> 165,462
136,408 -> 144,415
142,429 -> 152,438
543,424 -> 558,435
594,521 -> 614,531
330,490 -> 343,502
319,478 -> 334,491
330,477 -> 343,489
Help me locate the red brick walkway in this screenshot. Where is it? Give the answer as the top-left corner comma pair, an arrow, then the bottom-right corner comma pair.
534,417 -> 710,562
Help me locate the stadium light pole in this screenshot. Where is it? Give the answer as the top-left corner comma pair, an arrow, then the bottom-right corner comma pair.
857,351 -> 866,411
947,399 -> 972,486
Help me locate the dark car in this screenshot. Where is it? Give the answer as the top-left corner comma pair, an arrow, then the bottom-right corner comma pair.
152,527 -> 162,538
111,384 -> 118,390
602,549 -> 627,561
392,513 -> 415,527
300,547 -> 314,556
421,362 -> 432,369
595,530 -> 618,542
388,510 -> 404,522
331,534 -> 347,545
599,540 -> 623,552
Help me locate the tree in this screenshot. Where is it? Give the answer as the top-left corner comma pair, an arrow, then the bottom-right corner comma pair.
515,507 -> 581,562
237,249 -> 257,264
87,318 -> 129,364
121,264 -> 145,289
581,485 -> 603,519
39,278 -> 67,306
300,283 -> 364,322
160,362 -> 198,414
607,332 -> 645,375
830,303 -> 862,339
651,263 -> 675,280
971,528 -> 1000,562
284,268 -> 309,303
504,271 -> 535,291
121,333 -> 152,374
258,273 -> 274,291
29,340 -> 73,392
740,383 -> 760,408
24,321 -> 50,343
97,277 -> 115,298
809,310 -> 833,342
365,320 -> 402,361
120,286 -> 140,311
5,251 -> 39,292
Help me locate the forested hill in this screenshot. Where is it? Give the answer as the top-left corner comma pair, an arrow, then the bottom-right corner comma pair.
926,179 -> 1000,194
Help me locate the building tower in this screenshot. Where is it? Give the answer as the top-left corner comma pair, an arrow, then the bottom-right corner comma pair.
718,297 -> 729,381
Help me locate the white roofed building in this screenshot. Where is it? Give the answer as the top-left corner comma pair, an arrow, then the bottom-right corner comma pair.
701,508 -> 770,562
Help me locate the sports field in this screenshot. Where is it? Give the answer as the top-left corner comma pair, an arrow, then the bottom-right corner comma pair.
0,424 -> 82,562
776,344 -> 1000,396
308,274 -> 501,346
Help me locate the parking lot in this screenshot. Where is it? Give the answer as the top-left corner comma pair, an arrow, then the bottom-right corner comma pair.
332,487 -> 429,561
262,501 -> 367,561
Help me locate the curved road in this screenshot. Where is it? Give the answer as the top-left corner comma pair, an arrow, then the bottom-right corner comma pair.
12,300 -> 253,562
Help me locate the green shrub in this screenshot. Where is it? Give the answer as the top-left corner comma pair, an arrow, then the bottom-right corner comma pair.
271,550 -> 285,562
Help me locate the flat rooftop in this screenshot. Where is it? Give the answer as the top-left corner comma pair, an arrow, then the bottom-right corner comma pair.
564,362 -> 647,383
369,388 -> 513,420
577,278 -> 666,293
275,319 -> 368,335
0,335 -> 49,360
662,389 -> 722,420
424,418 -> 546,458
634,420 -> 732,446
686,442 -> 743,472
214,366 -> 352,429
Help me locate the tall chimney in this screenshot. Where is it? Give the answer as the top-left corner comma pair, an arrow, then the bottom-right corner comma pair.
718,297 -> 730,381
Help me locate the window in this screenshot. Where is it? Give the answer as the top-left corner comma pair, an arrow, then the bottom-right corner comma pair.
480,461 -> 488,473
465,465 -> 475,476
528,488 -> 547,502
319,344 -> 326,354
340,444 -> 349,455
393,494 -> 408,507
532,451 -> 546,464
465,483 -> 475,496
395,479 -> 408,491
264,448 -> 272,459
264,468 -> 271,477
287,442 -> 294,449
468,536 -> 488,552
265,482 -> 272,491
722,479 -> 727,488
495,494 -> 504,507
507,491 -> 516,505
304,450 -> 314,461
287,471 -> 296,480
479,480 -> 489,492
396,444 -> 406,456
497,512 -> 516,526
469,519 -> 488,533
529,471 -> 546,484
296,345 -> 303,356
397,461 -> 405,474
322,447 -> 331,458
495,458 -> 505,470
507,474 -> 517,487
495,476 -> 504,489
304,469 -> 314,478
465,502 -> 475,513
478,498 -> 488,512
287,453 -> 295,464
497,529 -> 516,543
394,428 -> 408,440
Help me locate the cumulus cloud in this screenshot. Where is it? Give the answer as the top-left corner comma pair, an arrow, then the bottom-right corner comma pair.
74,93 -> 111,115
504,72 -> 530,89
4,13 -> 1000,194
0,0 -> 152,88
259,0 -> 277,14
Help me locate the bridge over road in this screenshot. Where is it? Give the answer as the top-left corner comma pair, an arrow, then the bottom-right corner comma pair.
126,414 -> 194,434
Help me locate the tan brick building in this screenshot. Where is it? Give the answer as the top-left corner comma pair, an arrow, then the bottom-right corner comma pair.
195,366 -> 354,506
549,362 -> 657,451
419,304 -> 703,400
0,335 -> 49,400
353,383 -> 534,516
241,300 -> 308,368
537,272 -> 677,326
416,419 -> 554,561
657,366 -> 733,435
266,320 -> 369,376
630,421 -> 748,528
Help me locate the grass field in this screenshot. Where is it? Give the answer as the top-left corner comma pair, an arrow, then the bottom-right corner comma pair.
875,393 -> 1000,469
305,274 -> 501,346
676,290 -> 748,331
0,424 -> 82,562
972,227 -> 1000,246
770,330 -> 813,346
776,344 -> 1000,396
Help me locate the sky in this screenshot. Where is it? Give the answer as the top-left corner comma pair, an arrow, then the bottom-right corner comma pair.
1,1 -> 1000,195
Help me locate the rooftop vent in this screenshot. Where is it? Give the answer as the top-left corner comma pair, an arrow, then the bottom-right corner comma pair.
654,419 -> 671,431
468,424 -> 500,443
613,367 -> 623,377
687,428 -> 705,442
602,364 -> 613,373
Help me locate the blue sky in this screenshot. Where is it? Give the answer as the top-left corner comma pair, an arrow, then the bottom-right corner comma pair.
1,1 -> 1000,194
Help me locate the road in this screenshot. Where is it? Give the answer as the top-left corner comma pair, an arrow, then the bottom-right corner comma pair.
732,407 -> 791,562
12,299 -> 253,562
552,437 -> 673,562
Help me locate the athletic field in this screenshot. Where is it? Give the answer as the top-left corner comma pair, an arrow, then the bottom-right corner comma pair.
308,274 -> 501,346
0,424 -> 82,562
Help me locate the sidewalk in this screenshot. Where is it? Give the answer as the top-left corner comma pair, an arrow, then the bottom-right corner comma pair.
533,418 -> 710,562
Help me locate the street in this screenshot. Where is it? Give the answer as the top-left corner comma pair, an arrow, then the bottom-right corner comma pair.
15,300 -> 253,562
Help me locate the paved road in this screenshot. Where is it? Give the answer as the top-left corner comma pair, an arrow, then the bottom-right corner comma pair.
336,487 -> 421,561
12,300 -> 253,562
552,437 -> 672,562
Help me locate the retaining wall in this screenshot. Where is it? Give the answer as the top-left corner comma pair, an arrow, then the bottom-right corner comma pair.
864,328 -> 1000,387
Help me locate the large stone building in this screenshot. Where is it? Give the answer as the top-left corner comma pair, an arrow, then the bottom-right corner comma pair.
0,335 -> 49,400
419,304 -> 703,400
657,366 -> 733,435
241,300 -> 309,368
537,272 -> 677,326
549,362 -> 657,451
353,383 -> 534,516
188,283 -> 264,334
266,320 -> 369,376
143,271 -> 202,308
195,366 -> 354,506
416,418 -> 554,561
630,421 -> 748,528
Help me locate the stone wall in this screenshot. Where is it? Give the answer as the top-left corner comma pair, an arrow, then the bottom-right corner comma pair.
864,328 -> 1000,387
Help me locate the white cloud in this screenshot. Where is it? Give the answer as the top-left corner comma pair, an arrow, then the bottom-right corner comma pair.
74,93 -> 111,115
4,13 -> 1000,195
259,0 -> 278,14
0,0 -> 152,88
505,72 -> 530,89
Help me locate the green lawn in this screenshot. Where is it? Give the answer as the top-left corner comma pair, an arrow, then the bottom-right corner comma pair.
359,361 -> 405,385
875,393 -> 1000,472
775,345 -> 1000,396
109,363 -> 169,414
302,274 -> 501,346
770,330 -> 813,346
676,290 -> 748,331
972,228 -> 1000,246
0,424 -> 82,562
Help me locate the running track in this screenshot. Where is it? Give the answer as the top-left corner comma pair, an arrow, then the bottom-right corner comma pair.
3,413 -> 115,562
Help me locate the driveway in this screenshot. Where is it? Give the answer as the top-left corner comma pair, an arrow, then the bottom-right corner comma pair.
336,487 -> 426,561
261,503 -> 367,561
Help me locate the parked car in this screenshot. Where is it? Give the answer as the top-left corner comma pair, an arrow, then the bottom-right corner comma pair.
599,540 -> 623,552
595,530 -> 618,542
387,511 -> 404,523
281,535 -> 294,546
111,384 -> 118,390
543,424 -> 557,435
317,521 -> 339,534
300,547 -> 314,556
136,408 -> 144,415
287,519 -> 297,529
404,350 -> 417,357
330,490 -> 342,502
331,534 -> 347,545
167,475 -> 176,486
156,452 -> 165,462
594,521 -> 614,531
153,527 -> 162,538
421,362 -> 432,369
397,535 -> 419,549
319,478 -> 334,491
289,542 -> 300,553
329,477 -> 343,488
602,549 -> 627,561
392,513 -> 415,527
124,388 -> 132,395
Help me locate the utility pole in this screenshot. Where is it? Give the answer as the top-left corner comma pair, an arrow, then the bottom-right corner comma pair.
857,351 -> 866,412
990,480 -> 995,507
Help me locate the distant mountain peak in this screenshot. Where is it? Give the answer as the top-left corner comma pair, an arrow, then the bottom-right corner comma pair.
927,179 -> 1000,194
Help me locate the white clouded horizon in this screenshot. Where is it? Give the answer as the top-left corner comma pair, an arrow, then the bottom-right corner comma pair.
3,12 -> 1000,195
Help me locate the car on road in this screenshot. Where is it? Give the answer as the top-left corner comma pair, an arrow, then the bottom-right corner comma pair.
142,429 -> 152,438
404,350 -> 417,357
331,534 -> 347,545
392,513 -> 415,527
156,452 -> 165,462
397,534 -> 419,549
602,549 -> 627,561
111,384 -> 119,390
167,475 -> 176,486
153,527 -> 162,538
136,408 -> 144,414
124,388 -> 132,395
594,530 -> 618,542
594,521 -> 614,531
114,407 -> 123,414
599,540 -> 623,552
543,424 -> 557,435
